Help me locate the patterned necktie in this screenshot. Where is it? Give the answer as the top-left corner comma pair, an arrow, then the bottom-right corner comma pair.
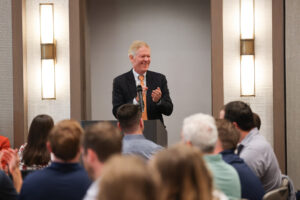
138,75 -> 148,120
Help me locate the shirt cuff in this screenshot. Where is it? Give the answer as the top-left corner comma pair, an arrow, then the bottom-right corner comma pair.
133,98 -> 139,105
156,99 -> 162,105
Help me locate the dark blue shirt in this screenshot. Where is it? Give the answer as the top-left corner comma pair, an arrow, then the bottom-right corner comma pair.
19,162 -> 91,200
221,149 -> 265,200
0,170 -> 17,200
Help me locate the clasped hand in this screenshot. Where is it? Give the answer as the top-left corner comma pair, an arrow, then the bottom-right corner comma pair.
135,87 -> 162,103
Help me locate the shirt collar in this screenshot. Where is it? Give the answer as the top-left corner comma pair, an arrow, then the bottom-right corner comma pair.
220,149 -> 235,155
123,134 -> 145,140
204,154 -> 222,162
132,69 -> 147,85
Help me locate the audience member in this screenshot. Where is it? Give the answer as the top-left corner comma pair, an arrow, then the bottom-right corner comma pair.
18,114 -> 54,171
0,148 -> 22,200
18,119 -> 91,200
98,155 -> 159,200
215,119 -> 265,200
182,113 -> 241,200
151,144 -> 217,200
82,122 -> 122,200
0,170 -> 17,200
224,101 -> 282,192
252,112 -> 261,130
117,104 -> 163,159
0,135 -> 11,170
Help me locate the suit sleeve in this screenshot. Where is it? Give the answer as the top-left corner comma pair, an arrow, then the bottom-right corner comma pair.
112,77 -> 134,118
156,75 -> 173,116
112,78 -> 123,118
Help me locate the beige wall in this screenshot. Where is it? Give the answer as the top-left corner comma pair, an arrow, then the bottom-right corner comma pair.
26,0 -> 70,128
0,0 -> 14,145
223,0 -> 274,145
286,0 -> 300,189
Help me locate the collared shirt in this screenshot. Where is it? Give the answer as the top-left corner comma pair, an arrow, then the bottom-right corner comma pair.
132,68 -> 147,87
239,128 -> 282,192
83,178 -> 101,200
132,69 -> 147,105
221,149 -> 265,200
204,154 -> 241,200
122,134 -> 163,160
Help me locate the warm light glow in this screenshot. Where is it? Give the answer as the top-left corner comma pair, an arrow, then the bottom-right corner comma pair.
40,4 -> 54,44
241,0 -> 254,39
41,59 -> 56,99
241,55 -> 255,96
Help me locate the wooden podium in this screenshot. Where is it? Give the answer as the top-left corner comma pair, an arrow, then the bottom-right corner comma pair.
81,119 -> 168,147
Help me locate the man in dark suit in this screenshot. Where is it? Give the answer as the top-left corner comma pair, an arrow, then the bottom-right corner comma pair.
112,40 -> 173,124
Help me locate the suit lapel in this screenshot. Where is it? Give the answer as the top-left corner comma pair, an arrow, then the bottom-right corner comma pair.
126,70 -> 137,98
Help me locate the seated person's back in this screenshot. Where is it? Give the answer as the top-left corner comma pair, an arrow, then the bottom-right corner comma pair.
117,104 -> 163,160
181,113 -> 241,199
216,119 -> 265,200
18,115 -> 54,171
238,129 -> 282,192
18,120 -> 91,200
224,101 -> 282,192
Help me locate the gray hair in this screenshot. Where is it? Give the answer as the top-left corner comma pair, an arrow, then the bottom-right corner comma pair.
182,113 -> 218,153
128,40 -> 150,57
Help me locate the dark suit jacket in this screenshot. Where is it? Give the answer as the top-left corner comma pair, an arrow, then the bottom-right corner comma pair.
112,70 -> 173,124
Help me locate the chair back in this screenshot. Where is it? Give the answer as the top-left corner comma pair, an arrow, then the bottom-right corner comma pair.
263,186 -> 289,200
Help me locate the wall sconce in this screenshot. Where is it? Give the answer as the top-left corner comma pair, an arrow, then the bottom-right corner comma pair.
40,3 -> 56,100
240,0 -> 255,96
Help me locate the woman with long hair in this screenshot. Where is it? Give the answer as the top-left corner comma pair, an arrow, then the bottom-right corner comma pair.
18,114 -> 54,170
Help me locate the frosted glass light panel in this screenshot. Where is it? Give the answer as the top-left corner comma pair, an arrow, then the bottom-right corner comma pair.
240,0 -> 254,39
241,55 -> 255,96
40,4 -> 54,44
41,59 -> 56,99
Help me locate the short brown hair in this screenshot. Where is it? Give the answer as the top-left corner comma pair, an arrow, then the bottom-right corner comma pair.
224,101 -> 254,131
117,104 -> 141,133
128,40 -> 150,57
99,155 -> 158,200
48,119 -> 83,161
216,119 -> 240,150
151,144 -> 213,200
82,122 -> 122,162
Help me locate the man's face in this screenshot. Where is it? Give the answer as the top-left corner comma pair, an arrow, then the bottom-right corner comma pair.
130,46 -> 151,75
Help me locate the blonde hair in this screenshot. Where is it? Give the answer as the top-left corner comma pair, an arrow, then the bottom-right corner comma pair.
128,40 -> 150,57
99,155 -> 159,200
151,144 -> 214,200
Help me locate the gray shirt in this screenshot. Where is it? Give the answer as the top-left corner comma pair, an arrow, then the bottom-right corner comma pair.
239,128 -> 282,192
122,134 -> 163,160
